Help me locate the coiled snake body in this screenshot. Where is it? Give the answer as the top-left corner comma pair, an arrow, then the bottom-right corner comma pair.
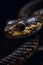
0,0 -> 43,65
0,36 -> 39,65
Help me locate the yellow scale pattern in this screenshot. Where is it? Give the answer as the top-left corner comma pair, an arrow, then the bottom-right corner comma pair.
12,22 -> 41,36
0,36 -> 39,65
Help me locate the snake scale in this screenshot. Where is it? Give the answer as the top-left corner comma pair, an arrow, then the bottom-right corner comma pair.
0,36 -> 39,65
0,0 -> 43,65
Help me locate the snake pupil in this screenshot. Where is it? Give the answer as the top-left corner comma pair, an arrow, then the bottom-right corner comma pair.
18,23 -> 26,31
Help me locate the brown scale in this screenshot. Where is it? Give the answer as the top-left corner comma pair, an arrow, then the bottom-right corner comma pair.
0,36 -> 39,65
1,0 -> 43,65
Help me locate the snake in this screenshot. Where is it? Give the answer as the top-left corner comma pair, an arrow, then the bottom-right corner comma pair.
0,0 -> 43,65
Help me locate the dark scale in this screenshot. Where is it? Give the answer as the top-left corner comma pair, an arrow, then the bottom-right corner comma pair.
0,36 -> 39,65
1,0 -> 43,65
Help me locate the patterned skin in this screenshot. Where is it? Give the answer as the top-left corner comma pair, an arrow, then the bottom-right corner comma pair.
1,0 -> 43,65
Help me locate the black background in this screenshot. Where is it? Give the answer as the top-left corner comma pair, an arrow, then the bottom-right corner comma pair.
0,0 -> 33,58
0,0 -> 43,65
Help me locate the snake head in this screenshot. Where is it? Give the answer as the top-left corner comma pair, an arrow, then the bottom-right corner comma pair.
4,9 -> 43,38
4,19 -> 26,34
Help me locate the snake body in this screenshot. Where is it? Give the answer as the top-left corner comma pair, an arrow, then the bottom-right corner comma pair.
0,0 -> 43,65
0,36 -> 39,65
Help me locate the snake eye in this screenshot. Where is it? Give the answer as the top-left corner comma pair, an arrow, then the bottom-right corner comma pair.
18,22 -> 26,31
